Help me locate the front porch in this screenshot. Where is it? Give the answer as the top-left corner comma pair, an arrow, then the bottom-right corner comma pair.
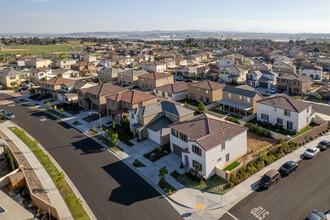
218,99 -> 253,117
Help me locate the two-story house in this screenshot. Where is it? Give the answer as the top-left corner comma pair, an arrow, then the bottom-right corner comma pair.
57,80 -> 95,103
52,58 -> 77,69
71,62 -> 96,74
138,72 -> 173,91
0,70 -> 29,87
277,73 -> 311,95
26,58 -> 52,68
246,70 -> 279,89
141,61 -> 167,73
129,101 -> 195,145
106,90 -> 158,123
154,81 -> 188,101
316,83 -> 330,99
218,85 -> 262,116
273,62 -> 296,74
117,69 -> 148,86
78,83 -> 127,115
188,80 -> 225,104
219,65 -> 249,84
38,77 -> 75,98
28,67 -> 53,84
299,66 -> 323,80
98,68 -> 124,84
257,94 -> 313,132
169,113 -> 248,179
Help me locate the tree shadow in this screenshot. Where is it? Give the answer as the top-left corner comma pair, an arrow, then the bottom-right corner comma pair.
71,136 -> 106,155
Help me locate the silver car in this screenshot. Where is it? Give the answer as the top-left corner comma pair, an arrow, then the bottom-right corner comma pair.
303,147 -> 320,159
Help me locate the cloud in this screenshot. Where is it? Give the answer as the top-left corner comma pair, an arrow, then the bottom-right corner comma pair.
27,0 -> 52,3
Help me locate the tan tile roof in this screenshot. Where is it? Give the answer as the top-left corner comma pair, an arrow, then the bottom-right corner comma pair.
188,80 -> 225,91
106,90 -> 157,104
257,94 -> 312,112
138,72 -> 173,80
41,77 -> 75,86
80,83 -> 127,96
28,67 -> 50,73
155,81 -> 188,94
169,113 -> 247,151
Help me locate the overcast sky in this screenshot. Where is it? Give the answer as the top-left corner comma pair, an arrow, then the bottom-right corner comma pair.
1,0 -> 330,33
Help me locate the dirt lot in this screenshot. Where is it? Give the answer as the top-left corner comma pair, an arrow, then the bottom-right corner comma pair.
247,131 -> 276,152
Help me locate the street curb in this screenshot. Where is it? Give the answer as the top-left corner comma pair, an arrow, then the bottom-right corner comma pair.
8,120 -> 97,220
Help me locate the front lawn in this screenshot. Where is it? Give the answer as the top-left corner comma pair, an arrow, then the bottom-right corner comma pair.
172,171 -> 229,194
223,161 -> 240,172
228,114 -> 243,119
158,179 -> 177,195
88,130 -> 123,151
178,98 -> 199,107
132,159 -> 146,168
144,144 -> 171,162
291,124 -> 315,138
210,108 -> 228,115
8,127 -> 89,219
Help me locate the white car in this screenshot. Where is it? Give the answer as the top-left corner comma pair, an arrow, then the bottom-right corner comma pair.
270,87 -> 278,94
303,147 -> 320,159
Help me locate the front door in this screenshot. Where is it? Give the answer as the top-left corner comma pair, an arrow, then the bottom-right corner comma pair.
185,155 -> 189,166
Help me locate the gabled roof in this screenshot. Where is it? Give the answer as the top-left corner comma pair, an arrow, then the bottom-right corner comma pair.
80,83 -> 127,96
138,72 -> 172,80
257,94 -> 312,112
0,70 -> 25,77
222,85 -> 260,98
28,67 -> 50,73
299,65 -> 322,71
118,69 -> 148,76
142,61 -> 166,66
188,80 -> 225,91
155,81 -> 188,94
41,77 -> 75,86
277,73 -> 311,82
317,83 -> 330,93
169,113 -> 247,151
106,90 -> 157,104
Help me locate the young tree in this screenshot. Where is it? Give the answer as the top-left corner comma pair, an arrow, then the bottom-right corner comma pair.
87,78 -> 92,83
29,87 -> 36,95
60,107 -> 64,114
158,166 -> 168,182
120,115 -> 130,130
10,81 -> 17,87
98,80 -> 103,85
45,100 -> 51,109
316,93 -> 322,100
198,102 -> 206,113
112,119 -> 116,129
111,133 -> 119,148
92,124 -> 96,132
58,73 -> 63,77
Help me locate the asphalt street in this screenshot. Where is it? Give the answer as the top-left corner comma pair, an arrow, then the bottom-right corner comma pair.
220,136 -> 330,220
0,94 -> 182,220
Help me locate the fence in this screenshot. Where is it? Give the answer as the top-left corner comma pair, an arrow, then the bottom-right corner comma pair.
0,168 -> 21,188
291,121 -> 330,144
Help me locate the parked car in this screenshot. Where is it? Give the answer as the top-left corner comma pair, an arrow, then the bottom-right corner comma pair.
259,169 -> 281,189
317,140 -> 329,151
303,147 -> 320,159
279,161 -> 298,176
270,87 -> 278,94
305,210 -> 328,220
0,110 -> 15,120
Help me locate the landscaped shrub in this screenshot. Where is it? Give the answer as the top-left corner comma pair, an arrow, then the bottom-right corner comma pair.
245,122 -> 271,137
247,165 -> 258,174
263,129 -> 271,137
225,116 -> 239,124
258,156 -> 265,162
239,166 -> 247,174
230,172 -> 237,180
255,160 -> 265,170
187,168 -> 204,182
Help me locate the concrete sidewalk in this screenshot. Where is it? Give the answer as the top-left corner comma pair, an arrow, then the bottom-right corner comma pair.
0,121 -> 73,220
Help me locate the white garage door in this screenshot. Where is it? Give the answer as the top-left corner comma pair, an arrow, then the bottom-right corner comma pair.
148,129 -> 160,144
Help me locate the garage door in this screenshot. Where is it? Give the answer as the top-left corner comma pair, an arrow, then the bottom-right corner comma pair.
172,144 -> 182,156
148,129 -> 160,144
259,82 -> 269,88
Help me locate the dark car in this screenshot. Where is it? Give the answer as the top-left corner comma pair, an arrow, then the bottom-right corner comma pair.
279,161 -> 298,176
305,210 -> 327,220
259,169 -> 281,189
317,140 -> 329,151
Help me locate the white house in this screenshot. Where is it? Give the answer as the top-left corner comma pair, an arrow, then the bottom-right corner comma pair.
246,70 -> 279,89
257,94 -> 313,132
299,66 -> 323,80
218,58 -> 235,67
169,113 -> 248,179
28,68 -> 54,83
141,61 -> 167,73
153,81 -> 188,101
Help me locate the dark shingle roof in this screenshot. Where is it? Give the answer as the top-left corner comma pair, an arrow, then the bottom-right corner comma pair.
257,94 -> 312,112
155,81 -> 188,94
222,86 -> 259,98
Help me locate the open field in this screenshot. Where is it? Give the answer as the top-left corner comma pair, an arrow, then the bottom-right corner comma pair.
0,44 -> 82,55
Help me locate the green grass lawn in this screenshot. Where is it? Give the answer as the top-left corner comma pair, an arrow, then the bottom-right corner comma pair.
291,123 -> 315,138
1,44 -> 82,55
223,161 -> 240,172
178,98 -> 200,107
88,130 -> 123,151
144,146 -> 170,162
8,127 -> 89,220
158,179 -> 177,195
210,108 -> 228,115
132,159 -> 146,168
173,172 -> 229,194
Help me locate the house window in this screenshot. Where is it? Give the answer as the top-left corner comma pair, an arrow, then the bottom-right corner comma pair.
192,145 -> 202,156
180,133 -> 187,142
228,93 -> 231,98
113,101 -> 116,106
206,98 -> 210,103
221,142 -> 225,151
274,107 -> 277,111
217,157 -> 222,162
205,90 -> 208,94
277,118 -> 283,125
171,129 -> 178,138
168,93 -> 172,97
261,113 -> 269,122
174,115 -> 177,120
166,112 -> 169,116
225,153 -> 230,162
284,110 -> 291,116
287,121 -> 293,130
307,107 -> 309,113
191,94 -> 195,99
192,160 -> 202,172
131,113 -> 134,119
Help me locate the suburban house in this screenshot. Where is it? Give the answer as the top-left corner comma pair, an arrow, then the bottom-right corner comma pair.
57,80 -> 95,103
71,62 -> 97,74
246,70 -> 279,89
106,90 -> 158,123
16,55 -> 38,67
129,101 -> 195,145
277,73 -> 311,94
117,69 -> 148,86
98,68 -> 123,84
28,67 -> 53,83
138,72 -> 173,91
52,58 -> 77,69
218,57 -> 236,67
316,57 -> 330,71
218,85 -> 262,116
273,62 -> 296,74
176,67 -> 198,77
257,94 -> 313,132
0,70 -> 29,87
78,83 -> 127,115
169,113 -> 248,179
299,66 -> 323,80
219,65 -> 249,84
316,83 -> 330,99
37,77 -> 75,99
188,80 -> 225,104
25,58 -> 52,68
154,81 -> 188,101
141,61 -> 167,73
249,61 -> 272,71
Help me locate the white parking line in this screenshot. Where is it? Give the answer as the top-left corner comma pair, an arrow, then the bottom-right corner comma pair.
227,211 -> 239,220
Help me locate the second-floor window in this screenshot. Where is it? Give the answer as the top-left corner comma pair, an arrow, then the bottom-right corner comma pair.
180,133 -> 187,142
284,110 -> 291,117
261,113 -> 269,122
171,129 -> 178,138
192,145 -> 202,156
221,142 -> 225,151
